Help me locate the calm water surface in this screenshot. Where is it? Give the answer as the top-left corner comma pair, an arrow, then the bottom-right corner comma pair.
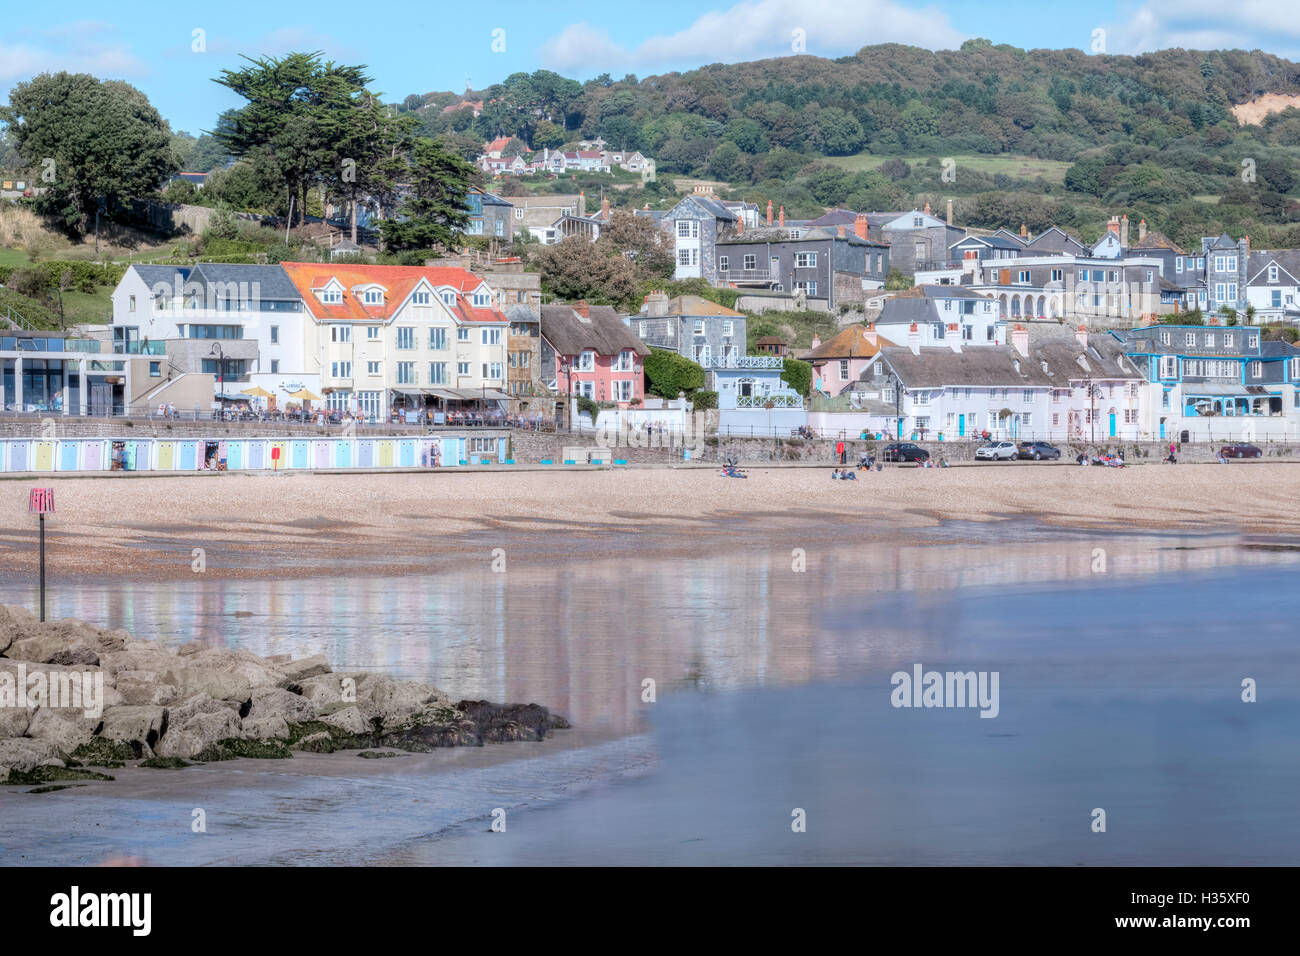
2,523 -> 1297,865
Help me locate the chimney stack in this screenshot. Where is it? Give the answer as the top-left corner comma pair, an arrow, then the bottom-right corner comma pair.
854,213 -> 868,241
646,290 -> 669,317
1244,234 -> 1250,256
837,225 -> 846,238
1107,216 -> 1120,236
579,191 -> 586,216
766,200 -> 773,226
1138,219 -> 1147,242
810,333 -> 821,349
946,199 -> 953,226
574,299 -> 590,318
908,322 -> 921,356
1075,323 -> 1088,348
736,216 -> 744,235
1020,223 -> 1028,238
1120,214 -> 1129,247
1011,324 -> 1029,358
601,195 -> 610,220
864,325 -> 878,347
778,205 -> 785,227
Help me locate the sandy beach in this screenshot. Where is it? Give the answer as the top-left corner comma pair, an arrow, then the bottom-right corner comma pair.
0,461 -> 1296,580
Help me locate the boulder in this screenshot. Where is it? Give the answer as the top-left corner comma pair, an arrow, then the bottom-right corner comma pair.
359,677 -> 450,724
98,705 -> 169,756
167,694 -> 240,726
291,731 -> 334,753
25,706 -> 99,752
280,654 -> 331,682
154,708 -> 242,759
98,647 -> 179,679
5,630 -> 101,667
247,687 -> 316,723
0,738 -> 64,781
113,671 -> 177,707
296,673 -> 361,708
159,666 -> 252,704
319,705 -> 370,736
182,648 -> 286,689
241,715 -> 289,740
0,705 -> 34,738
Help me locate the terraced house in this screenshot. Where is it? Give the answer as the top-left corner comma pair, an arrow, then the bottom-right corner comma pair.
1109,324 -> 1300,442
280,263 -> 509,420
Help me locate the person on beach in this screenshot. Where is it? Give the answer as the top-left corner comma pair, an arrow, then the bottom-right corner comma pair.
843,469 -> 856,480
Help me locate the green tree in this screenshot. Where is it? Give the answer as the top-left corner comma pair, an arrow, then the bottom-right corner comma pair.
534,236 -> 641,307
779,357 -> 812,397
643,350 -> 706,398
380,137 -> 477,251
1,72 -> 179,236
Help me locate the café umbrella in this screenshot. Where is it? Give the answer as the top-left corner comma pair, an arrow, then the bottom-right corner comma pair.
241,386 -> 273,398
289,388 -> 322,402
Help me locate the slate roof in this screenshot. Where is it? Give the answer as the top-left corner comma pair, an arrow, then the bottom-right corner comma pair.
1108,325 -> 1299,359
131,265 -> 191,291
540,305 -> 650,357
1248,250 -> 1300,283
1130,230 -> 1185,254
188,263 -> 300,300
881,345 -> 1057,388
717,225 -> 885,247
875,285 -> 993,324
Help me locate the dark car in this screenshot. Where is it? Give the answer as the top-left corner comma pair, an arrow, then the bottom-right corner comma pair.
1017,441 -> 1062,460
883,442 -> 930,463
1219,443 -> 1262,459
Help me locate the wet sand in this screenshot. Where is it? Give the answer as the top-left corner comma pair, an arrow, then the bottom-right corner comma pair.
0,463 -> 1295,580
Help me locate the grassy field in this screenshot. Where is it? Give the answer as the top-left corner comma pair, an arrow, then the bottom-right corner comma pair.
0,247 -> 31,268
827,153 -> 1073,185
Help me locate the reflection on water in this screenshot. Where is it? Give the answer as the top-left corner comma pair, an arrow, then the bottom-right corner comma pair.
2,523 -> 1298,865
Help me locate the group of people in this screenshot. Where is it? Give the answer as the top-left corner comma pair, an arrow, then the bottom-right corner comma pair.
720,457 -> 748,479
1077,452 -> 1126,467
830,468 -> 858,480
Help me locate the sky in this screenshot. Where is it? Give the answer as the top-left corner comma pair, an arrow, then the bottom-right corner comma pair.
2,0 -> 1299,135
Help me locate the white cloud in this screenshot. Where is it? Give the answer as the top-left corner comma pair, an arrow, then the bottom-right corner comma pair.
1105,1 -> 1300,56
0,22 -> 145,85
540,0 -> 967,74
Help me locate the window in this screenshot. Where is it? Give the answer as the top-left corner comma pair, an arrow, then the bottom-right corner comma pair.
1146,270 -> 1154,282
677,249 -> 699,267
425,362 -> 445,385
1185,332 -> 1196,346
1273,291 -> 1283,308
576,351 -> 595,372
676,220 -> 699,239
1017,270 -> 1029,284
396,362 -> 415,384
793,280 -> 817,296
613,350 -> 635,371
722,320 -> 733,337
912,216 -> 923,228
882,386 -> 894,403
1022,413 -> 1032,427
467,220 -> 484,235
270,360 -> 279,374
148,361 -> 160,377
1162,390 -> 1170,408
1226,256 -> 1237,271
270,325 -> 279,344
1248,334 -> 1259,348
1050,269 -> 1063,283
795,252 -> 817,268
457,328 -> 470,341
472,291 -> 490,307
395,327 -> 414,349
412,291 -> 430,305
457,361 -> 470,376
961,325 -> 972,341
743,254 -> 756,270
1204,333 -> 1215,347
913,390 -> 930,406
839,359 -> 850,379
1129,383 -> 1139,398
331,325 -> 352,343
495,220 -> 504,237
363,289 -> 383,304
1214,256 -> 1225,272
1159,356 -> 1178,379
367,361 -> 380,376
367,326 -> 380,340
430,328 -> 447,350
1249,360 -> 1262,378
481,328 -> 501,346
514,208 -> 523,220
1052,413 -> 1060,426
482,362 -> 503,380
986,326 -> 995,342
129,295 -> 136,312
1292,357 -> 1300,378
1079,269 -> 1089,281
719,256 -> 729,273
1159,330 -> 1171,345
1023,389 -> 1033,403
330,361 -> 352,378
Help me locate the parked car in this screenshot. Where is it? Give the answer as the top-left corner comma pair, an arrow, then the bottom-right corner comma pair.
1219,443 -> 1262,459
883,442 -> 930,463
976,441 -> 1019,461
1017,441 -> 1062,461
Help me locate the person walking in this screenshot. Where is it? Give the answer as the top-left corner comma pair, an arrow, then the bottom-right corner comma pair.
836,440 -> 846,465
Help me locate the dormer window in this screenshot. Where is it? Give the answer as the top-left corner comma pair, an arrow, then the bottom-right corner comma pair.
440,290 -> 456,305
472,291 -> 490,307
319,289 -> 342,304
363,289 -> 383,305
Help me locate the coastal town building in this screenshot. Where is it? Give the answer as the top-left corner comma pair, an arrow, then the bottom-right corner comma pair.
1109,324 -> 1300,441
632,292 -> 746,366
714,220 -> 890,308
539,301 -> 650,411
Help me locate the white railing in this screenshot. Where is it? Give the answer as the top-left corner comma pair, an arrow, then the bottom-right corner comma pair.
706,355 -> 784,369
718,269 -> 773,282
737,394 -> 802,408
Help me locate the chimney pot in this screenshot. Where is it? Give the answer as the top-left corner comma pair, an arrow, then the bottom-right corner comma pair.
924,201 -> 931,216
837,225 -> 846,237
854,213 -> 868,241
766,200 -> 773,226
778,205 -> 785,227
1139,219 -> 1147,241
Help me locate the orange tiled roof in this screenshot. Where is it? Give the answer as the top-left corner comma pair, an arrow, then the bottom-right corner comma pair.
279,262 -> 507,324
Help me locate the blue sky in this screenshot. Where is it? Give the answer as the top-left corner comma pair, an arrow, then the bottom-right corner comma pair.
3,1 -> 1298,135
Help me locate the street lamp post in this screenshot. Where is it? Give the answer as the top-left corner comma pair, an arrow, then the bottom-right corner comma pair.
210,343 -> 224,420
561,357 -> 574,432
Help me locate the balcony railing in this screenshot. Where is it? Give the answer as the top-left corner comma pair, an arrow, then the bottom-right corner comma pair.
737,394 -> 802,408
705,355 -> 784,369
717,269 -> 773,283
114,341 -> 167,355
